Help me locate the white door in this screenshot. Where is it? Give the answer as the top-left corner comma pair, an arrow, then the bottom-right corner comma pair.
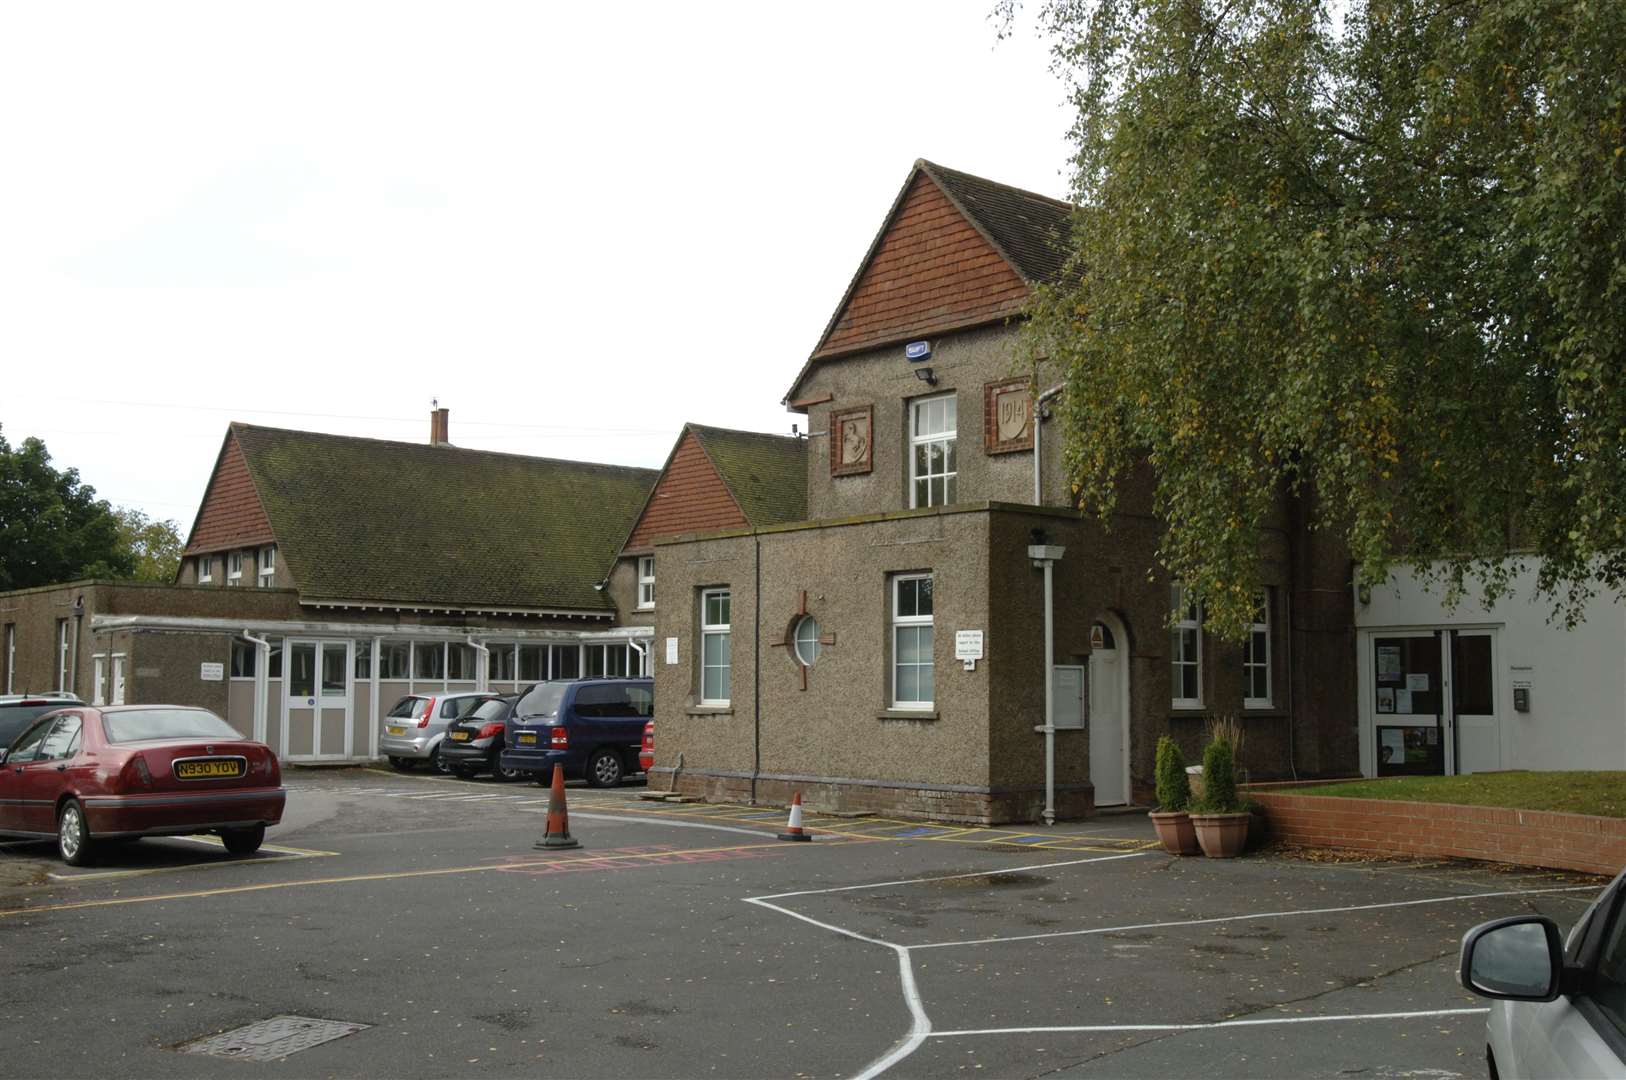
285,640 -> 352,761
1450,630 -> 1500,774
1088,621 -> 1128,807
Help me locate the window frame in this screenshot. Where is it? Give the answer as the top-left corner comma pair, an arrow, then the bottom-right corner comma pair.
793,615 -> 820,667
56,618 -> 71,692
1243,589 -> 1273,709
700,588 -> 732,706
891,573 -> 935,710
908,394 -> 958,509
1170,583 -> 1203,709
227,550 -> 243,584
258,545 -> 276,585
637,556 -> 655,610
197,555 -> 213,583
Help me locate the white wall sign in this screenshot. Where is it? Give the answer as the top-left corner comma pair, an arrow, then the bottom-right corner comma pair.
665,637 -> 679,665
199,662 -> 224,682
955,630 -> 984,666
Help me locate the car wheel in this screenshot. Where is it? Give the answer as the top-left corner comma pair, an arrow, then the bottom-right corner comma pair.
221,825 -> 265,856
388,756 -> 416,772
429,747 -> 451,775
495,761 -> 524,783
57,799 -> 93,867
586,748 -> 624,789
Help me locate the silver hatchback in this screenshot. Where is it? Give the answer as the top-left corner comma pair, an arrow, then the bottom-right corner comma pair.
380,692 -> 498,773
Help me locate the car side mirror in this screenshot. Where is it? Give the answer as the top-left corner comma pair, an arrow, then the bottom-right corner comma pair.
1460,915 -> 1565,1002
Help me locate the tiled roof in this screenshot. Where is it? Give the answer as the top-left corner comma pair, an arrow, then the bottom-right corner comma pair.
919,160 -> 1073,285
230,424 -> 657,612
688,425 -> 807,527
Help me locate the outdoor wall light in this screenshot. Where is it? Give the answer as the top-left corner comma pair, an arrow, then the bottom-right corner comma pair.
913,367 -> 937,386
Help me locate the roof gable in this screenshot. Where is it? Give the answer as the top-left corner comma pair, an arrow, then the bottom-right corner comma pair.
182,430 -> 276,557
229,424 -> 657,612
787,160 -> 1074,404
623,429 -> 749,549
689,425 -> 806,528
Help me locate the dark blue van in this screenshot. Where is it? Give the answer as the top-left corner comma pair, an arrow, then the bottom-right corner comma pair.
499,678 -> 653,787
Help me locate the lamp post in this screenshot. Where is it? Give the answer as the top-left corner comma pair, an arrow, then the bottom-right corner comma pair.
1027,538 -> 1067,825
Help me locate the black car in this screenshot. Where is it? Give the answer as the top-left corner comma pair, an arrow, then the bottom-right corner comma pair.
0,695 -> 84,750
438,692 -> 531,781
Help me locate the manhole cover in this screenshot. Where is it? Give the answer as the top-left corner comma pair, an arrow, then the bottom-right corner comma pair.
179,1015 -> 370,1061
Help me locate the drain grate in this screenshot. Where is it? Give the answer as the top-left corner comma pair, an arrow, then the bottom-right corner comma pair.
179,1015 -> 370,1061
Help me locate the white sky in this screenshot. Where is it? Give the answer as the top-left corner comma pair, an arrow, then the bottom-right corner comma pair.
0,2 -> 1073,529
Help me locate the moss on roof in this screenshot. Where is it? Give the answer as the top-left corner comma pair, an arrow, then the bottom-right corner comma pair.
231,423 -> 657,612
689,425 -> 807,527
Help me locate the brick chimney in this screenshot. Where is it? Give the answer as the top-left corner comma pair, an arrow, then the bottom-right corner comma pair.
430,406 -> 450,446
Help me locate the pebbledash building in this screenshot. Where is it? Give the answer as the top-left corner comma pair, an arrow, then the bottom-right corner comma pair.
6,160 -> 1601,821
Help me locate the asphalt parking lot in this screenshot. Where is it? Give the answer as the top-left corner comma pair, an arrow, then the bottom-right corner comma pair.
0,768 -> 1605,1079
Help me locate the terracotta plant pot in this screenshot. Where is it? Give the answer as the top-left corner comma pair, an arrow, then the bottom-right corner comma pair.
1191,812 -> 1251,858
1149,810 -> 1201,856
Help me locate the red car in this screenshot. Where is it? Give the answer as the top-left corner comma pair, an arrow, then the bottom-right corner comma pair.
0,704 -> 286,866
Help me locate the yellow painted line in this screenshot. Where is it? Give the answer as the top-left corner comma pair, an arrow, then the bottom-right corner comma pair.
2,841 -> 784,920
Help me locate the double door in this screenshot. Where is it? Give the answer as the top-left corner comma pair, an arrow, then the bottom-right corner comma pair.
1368,629 -> 1497,776
284,640 -> 352,761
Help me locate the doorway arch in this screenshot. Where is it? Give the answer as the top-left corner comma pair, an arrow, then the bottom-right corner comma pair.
1088,612 -> 1131,806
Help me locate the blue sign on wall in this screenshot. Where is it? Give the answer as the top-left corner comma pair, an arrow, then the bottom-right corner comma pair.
905,341 -> 931,361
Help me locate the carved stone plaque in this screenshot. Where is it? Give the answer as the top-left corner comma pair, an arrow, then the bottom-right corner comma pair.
830,405 -> 873,476
985,380 -> 1034,454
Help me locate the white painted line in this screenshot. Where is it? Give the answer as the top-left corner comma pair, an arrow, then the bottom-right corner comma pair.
749,851 -> 1146,903
404,793 -> 468,800
910,884 -> 1602,950
931,1007 -> 1491,1038
745,897 -> 930,1080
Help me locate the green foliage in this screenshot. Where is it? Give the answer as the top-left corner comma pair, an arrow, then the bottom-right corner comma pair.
1010,0 -> 1626,640
112,508 -> 184,582
1195,737 -> 1242,813
0,426 -> 133,590
1154,734 -> 1191,811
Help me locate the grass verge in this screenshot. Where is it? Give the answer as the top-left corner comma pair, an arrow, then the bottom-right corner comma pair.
1288,771 -> 1626,819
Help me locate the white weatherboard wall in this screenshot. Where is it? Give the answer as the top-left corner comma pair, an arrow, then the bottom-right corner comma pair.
1355,562 -> 1626,776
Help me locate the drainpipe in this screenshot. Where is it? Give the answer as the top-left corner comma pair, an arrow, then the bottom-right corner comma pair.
243,630 -> 271,746
466,636 -> 489,691
1028,539 -> 1067,824
752,532 -> 762,806
1033,383 -> 1066,506
628,639 -> 647,677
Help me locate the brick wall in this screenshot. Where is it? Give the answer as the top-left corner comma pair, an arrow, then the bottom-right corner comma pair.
1252,790 -> 1626,876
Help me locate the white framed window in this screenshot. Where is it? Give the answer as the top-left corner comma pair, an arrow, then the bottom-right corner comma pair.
197,555 -> 212,583
909,394 -> 957,508
793,615 -> 820,667
56,618 -> 71,692
637,556 -> 655,609
4,623 -> 14,693
891,574 -> 934,709
700,588 -> 731,705
1243,589 -> 1272,708
1171,583 -> 1202,708
92,654 -> 107,706
227,551 -> 243,585
258,545 -> 276,585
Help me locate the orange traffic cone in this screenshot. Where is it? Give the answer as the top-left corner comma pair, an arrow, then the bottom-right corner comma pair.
535,763 -> 581,850
777,791 -> 812,842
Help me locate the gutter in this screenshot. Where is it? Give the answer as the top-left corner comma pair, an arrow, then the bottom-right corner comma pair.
90,614 -> 654,644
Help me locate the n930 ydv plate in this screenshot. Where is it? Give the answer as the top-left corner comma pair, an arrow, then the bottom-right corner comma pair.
173,757 -> 247,780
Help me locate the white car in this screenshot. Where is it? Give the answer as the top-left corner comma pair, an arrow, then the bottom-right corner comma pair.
1459,869 -> 1626,1078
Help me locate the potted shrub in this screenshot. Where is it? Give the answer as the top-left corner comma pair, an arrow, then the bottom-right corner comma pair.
1149,735 -> 1200,855
1190,735 -> 1251,857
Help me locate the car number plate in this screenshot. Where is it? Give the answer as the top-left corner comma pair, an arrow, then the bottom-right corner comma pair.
516,732 -> 538,746
449,731 -> 469,741
175,758 -> 246,780
385,725 -> 406,736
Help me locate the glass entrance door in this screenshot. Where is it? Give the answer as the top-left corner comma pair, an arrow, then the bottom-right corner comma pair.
284,640 -> 352,761
1372,632 -> 1445,776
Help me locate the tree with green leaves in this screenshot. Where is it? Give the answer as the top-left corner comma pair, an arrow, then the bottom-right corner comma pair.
0,426 -> 136,589
1008,0 -> 1626,640
112,508 -> 185,582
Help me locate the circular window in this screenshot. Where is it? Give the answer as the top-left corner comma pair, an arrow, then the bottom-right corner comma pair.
793,616 -> 820,666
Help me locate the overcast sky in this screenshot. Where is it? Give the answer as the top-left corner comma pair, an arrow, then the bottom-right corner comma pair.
0,2 -> 1073,530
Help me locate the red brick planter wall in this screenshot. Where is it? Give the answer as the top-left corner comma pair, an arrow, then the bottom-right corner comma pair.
1251,791 -> 1626,876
